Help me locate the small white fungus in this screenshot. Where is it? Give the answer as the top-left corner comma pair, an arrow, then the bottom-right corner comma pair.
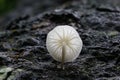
46,25 -> 83,63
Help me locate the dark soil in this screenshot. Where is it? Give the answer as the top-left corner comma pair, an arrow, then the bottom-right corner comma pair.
0,0 -> 120,80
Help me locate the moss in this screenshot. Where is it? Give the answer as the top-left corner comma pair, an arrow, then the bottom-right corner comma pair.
0,66 -> 13,80
0,0 -> 17,15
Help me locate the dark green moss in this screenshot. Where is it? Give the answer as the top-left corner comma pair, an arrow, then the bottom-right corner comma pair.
0,0 -> 17,15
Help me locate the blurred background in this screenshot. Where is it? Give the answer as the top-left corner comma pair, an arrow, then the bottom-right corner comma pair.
0,0 -> 67,27
0,0 -> 120,27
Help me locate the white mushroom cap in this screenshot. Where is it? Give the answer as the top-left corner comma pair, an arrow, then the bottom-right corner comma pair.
46,25 -> 83,62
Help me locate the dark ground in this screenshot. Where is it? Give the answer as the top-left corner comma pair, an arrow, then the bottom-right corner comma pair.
0,0 -> 120,80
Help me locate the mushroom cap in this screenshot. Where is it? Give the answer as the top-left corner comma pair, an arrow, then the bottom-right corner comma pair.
46,25 -> 83,62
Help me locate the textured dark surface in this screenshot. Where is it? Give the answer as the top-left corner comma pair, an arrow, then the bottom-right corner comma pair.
0,0 -> 120,80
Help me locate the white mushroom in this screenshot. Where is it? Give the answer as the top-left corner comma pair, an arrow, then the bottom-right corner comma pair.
46,25 -> 83,69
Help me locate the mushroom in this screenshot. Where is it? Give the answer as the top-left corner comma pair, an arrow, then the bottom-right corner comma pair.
46,25 -> 83,69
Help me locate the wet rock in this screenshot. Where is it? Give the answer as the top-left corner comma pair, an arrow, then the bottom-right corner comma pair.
0,44 -> 8,52
16,37 -> 39,47
6,15 -> 30,30
0,0 -> 120,80
8,69 -> 23,80
96,5 -> 120,12
115,26 -> 120,32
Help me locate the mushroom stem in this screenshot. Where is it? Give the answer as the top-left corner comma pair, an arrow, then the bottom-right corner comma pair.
61,45 -> 65,70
